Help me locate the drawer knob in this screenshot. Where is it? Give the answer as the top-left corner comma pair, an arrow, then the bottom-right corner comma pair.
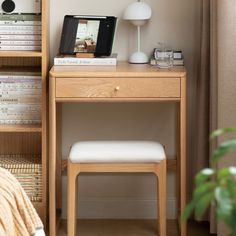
114,86 -> 120,91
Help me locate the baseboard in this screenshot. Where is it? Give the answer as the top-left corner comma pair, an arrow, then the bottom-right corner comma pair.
61,197 -> 177,219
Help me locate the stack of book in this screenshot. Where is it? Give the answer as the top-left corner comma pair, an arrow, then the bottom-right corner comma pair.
54,53 -> 118,66
150,50 -> 184,68
0,69 -> 41,125
0,14 -> 41,51
0,154 -> 42,202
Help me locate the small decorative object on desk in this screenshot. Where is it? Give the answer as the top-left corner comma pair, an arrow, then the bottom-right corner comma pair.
152,43 -> 173,68
151,43 -> 184,68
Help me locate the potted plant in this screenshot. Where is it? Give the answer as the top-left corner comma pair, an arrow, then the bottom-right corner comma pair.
182,128 -> 236,236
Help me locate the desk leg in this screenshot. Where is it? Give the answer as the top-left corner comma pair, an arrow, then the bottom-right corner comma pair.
180,75 -> 187,236
49,77 -> 57,236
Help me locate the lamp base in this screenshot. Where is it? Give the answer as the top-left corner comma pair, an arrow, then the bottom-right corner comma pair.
129,51 -> 149,64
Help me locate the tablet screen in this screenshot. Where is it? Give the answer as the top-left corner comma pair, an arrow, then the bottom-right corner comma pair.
74,19 -> 100,53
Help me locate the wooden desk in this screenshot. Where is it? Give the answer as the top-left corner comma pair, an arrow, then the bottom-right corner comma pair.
49,62 -> 187,236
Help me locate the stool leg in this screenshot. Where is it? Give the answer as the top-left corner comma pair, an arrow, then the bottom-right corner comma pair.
68,161 -> 80,236
155,160 -> 167,236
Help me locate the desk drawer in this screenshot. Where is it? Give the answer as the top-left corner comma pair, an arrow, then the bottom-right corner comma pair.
55,77 -> 180,98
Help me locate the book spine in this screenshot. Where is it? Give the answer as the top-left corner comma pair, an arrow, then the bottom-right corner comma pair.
0,94 -> 41,100
0,82 -> 42,89
0,79 -> 41,83
0,45 -> 41,50
0,30 -> 41,35
0,14 -> 41,22
0,116 -> 41,120
0,97 -> 41,104
0,78 -> 41,82
0,104 -> 41,109
0,85 -> 41,90
0,120 -> 41,124
0,35 -> 41,40
0,21 -> 41,26
0,40 -> 41,46
0,25 -> 41,31
54,58 -> 117,66
0,89 -> 41,95
0,73 -> 41,77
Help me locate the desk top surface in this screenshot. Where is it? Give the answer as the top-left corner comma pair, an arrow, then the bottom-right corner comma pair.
50,62 -> 186,78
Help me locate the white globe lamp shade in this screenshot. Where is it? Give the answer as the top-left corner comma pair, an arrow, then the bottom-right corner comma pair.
123,0 -> 152,64
123,1 -> 152,21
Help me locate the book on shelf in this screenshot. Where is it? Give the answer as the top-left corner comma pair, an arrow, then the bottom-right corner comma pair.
0,70 -> 41,77
150,57 -> 184,67
54,53 -> 118,66
0,25 -> 41,31
0,104 -> 41,111
0,40 -> 41,46
0,97 -> 41,104
173,50 -> 183,60
0,21 -> 41,26
0,30 -> 41,35
0,45 -> 41,51
0,120 -> 41,125
0,81 -> 42,89
153,49 -> 183,60
0,85 -> 41,90
0,115 -> 41,120
0,14 -> 41,23
0,89 -> 42,95
0,35 -> 41,40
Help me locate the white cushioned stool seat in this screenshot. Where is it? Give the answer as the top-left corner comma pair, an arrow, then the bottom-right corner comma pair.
69,141 -> 166,163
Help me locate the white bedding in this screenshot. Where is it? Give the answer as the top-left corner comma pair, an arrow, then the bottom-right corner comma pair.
35,229 -> 45,236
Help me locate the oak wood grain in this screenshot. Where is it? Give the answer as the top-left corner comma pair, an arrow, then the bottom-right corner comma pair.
56,77 -> 180,98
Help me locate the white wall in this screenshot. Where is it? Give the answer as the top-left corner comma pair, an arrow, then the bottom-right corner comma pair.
50,0 -> 201,219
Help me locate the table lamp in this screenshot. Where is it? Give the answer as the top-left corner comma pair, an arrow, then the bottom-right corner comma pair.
123,0 -> 152,64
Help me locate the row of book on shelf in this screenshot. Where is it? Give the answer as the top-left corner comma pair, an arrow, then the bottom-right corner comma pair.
0,69 -> 41,125
0,14 -> 41,51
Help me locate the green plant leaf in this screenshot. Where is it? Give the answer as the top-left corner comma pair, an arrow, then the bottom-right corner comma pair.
181,201 -> 195,222
212,139 -> 236,162
211,128 -> 236,139
215,187 -> 233,220
194,192 -> 214,220
218,168 -> 231,179
226,207 -> 236,235
195,169 -> 214,186
193,182 -> 216,200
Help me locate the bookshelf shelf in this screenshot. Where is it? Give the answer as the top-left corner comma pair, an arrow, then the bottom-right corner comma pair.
0,124 -> 42,133
0,0 -> 48,227
0,51 -> 42,57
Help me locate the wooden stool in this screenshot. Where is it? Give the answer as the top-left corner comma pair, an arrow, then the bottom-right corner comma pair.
67,141 -> 167,236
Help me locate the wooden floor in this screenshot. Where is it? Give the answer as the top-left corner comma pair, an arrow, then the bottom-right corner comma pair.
58,219 -> 214,236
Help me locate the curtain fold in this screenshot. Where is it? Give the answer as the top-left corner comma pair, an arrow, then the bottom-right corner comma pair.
209,0 -> 218,233
191,0 -> 217,233
195,0 -> 211,174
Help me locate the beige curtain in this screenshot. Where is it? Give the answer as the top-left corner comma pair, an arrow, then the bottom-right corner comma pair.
217,1 -> 236,235
194,0 -> 236,235
192,0 -> 217,233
